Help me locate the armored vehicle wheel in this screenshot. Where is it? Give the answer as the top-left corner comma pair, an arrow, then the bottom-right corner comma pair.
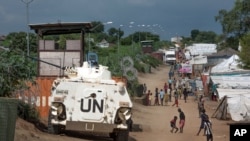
113,129 -> 129,141
126,118 -> 133,132
47,109 -> 60,134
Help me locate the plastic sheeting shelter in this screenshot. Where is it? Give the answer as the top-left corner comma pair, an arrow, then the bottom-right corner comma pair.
189,55 -> 208,65
185,43 -> 217,56
217,88 -> 250,100
211,55 -> 244,74
210,75 -> 250,89
215,88 -> 250,121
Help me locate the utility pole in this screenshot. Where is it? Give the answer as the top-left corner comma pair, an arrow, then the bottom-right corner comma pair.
117,28 -> 120,54
21,0 -> 34,56
117,24 -> 124,55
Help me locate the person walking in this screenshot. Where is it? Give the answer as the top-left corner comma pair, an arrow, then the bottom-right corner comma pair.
169,88 -> 172,102
159,89 -> 165,106
196,109 -> 210,136
154,87 -> 159,106
164,82 -> 168,104
178,108 -> 185,133
172,90 -> 179,107
164,82 -> 168,93
146,90 -> 151,106
194,88 -> 198,101
198,95 -> 205,117
170,116 -> 179,133
168,78 -> 172,88
148,92 -> 152,106
179,86 -> 183,99
204,120 -> 213,141
177,87 -> 181,100
143,83 -> 147,94
183,88 -> 188,103
173,78 -> 177,88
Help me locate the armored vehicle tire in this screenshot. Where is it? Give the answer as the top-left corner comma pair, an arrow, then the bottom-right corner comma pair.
126,118 -> 133,132
47,109 -> 61,134
112,129 -> 129,141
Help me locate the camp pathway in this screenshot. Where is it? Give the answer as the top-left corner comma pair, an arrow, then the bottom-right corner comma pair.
130,64 -> 229,141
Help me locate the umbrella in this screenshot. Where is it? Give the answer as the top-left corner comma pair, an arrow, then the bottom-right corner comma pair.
179,67 -> 191,73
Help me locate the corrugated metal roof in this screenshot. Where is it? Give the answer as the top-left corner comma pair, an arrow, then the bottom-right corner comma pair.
186,43 -> 217,56
208,48 -> 238,58
29,22 -> 92,36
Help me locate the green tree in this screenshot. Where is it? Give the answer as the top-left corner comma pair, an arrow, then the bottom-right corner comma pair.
95,32 -> 109,42
3,32 -> 37,53
58,33 -> 80,49
107,27 -> 117,36
0,49 -> 36,97
107,27 -> 124,43
91,21 -> 105,33
121,36 -> 132,45
194,31 -> 217,43
182,30 -> 218,46
215,0 -> 250,38
191,29 -> 200,40
217,35 -> 239,51
215,0 -> 250,63
108,27 -> 124,38
239,34 -> 250,68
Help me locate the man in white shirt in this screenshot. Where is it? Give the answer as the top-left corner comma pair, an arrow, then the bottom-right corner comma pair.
159,89 -> 165,106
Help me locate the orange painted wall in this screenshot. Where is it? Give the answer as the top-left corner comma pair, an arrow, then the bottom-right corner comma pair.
35,77 -> 56,118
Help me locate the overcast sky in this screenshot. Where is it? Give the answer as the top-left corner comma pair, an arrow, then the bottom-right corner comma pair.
1,0 -> 235,40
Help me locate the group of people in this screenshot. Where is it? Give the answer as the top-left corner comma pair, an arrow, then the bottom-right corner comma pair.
143,58 -> 213,141
169,95 -> 213,141
196,95 -> 213,141
169,95 -> 213,140
170,108 -> 186,133
145,81 -> 190,107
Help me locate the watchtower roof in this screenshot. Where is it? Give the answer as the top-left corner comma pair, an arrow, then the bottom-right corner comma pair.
29,22 -> 92,36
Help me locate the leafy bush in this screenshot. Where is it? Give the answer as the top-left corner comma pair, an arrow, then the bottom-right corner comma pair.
145,55 -> 162,68
0,50 -> 36,97
17,101 -> 40,122
133,61 -> 145,73
95,42 -> 163,96
126,80 -> 147,97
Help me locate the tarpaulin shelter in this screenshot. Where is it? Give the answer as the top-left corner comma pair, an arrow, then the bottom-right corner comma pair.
212,89 -> 250,121
210,55 -> 245,74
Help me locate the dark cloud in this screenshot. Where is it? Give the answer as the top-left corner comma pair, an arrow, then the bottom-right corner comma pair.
0,0 -> 235,40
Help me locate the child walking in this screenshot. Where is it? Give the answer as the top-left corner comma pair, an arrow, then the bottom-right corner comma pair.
170,116 -> 179,133
148,92 -> 152,106
172,90 -> 179,107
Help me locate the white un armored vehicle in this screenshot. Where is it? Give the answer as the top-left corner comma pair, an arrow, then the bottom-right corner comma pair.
48,61 -> 133,141
28,22 -> 133,141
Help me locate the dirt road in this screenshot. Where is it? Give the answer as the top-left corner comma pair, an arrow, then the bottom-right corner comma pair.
131,64 -> 229,141
14,64 -> 230,141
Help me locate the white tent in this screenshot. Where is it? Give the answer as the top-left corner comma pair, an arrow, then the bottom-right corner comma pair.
189,55 -> 207,65
215,88 -> 250,121
210,75 -> 250,89
211,54 -> 244,73
217,88 -> 250,100
227,94 -> 250,121
185,43 -> 217,56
